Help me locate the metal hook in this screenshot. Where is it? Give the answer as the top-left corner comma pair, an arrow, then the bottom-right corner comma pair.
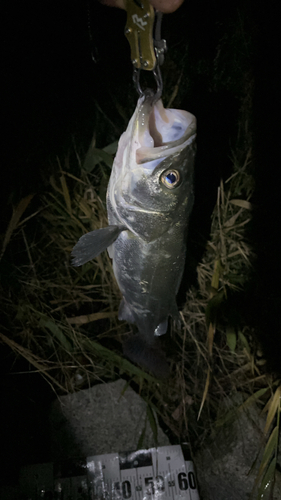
133,63 -> 163,101
133,68 -> 144,97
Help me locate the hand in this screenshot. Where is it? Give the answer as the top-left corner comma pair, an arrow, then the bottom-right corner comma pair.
101,0 -> 184,14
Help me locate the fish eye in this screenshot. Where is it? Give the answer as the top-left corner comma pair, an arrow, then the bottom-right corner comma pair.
161,169 -> 181,189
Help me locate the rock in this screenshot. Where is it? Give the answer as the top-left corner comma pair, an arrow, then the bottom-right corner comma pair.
194,394 -> 281,500
49,379 -> 170,460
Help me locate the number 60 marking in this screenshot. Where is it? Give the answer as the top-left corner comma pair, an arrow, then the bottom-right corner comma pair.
178,472 -> 197,490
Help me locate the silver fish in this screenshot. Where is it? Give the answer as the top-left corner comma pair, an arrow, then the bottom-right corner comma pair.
72,90 -> 196,376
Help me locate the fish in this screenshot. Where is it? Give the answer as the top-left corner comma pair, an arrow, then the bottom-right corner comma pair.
72,89 -> 196,377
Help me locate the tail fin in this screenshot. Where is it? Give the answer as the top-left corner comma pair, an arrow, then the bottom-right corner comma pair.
123,335 -> 169,379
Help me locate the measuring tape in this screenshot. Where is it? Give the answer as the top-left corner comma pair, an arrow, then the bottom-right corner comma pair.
20,445 -> 200,499
86,445 -> 200,500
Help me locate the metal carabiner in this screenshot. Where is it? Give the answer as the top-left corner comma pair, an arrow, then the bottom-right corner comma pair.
133,62 -> 163,100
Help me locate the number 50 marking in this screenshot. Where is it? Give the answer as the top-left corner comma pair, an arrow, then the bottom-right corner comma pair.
144,476 -> 165,495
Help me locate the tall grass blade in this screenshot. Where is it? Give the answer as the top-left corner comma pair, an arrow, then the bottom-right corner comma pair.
147,404 -> 158,446
257,457 -> 276,500
264,386 -> 281,435
1,194 -> 34,260
39,317 -> 73,352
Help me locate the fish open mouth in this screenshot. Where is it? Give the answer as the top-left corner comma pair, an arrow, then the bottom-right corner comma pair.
136,93 -> 196,164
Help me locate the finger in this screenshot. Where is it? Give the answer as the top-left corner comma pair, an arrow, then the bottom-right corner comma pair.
150,0 -> 184,13
99,0 -> 184,14
99,0 -> 125,8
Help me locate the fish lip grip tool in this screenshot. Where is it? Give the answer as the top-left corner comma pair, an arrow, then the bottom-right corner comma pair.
125,0 -> 167,98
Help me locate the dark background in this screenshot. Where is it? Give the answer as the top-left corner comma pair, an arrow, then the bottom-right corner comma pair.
1,0 -> 281,489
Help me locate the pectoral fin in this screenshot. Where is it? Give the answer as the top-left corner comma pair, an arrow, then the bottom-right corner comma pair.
154,319 -> 168,336
71,225 -> 126,266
